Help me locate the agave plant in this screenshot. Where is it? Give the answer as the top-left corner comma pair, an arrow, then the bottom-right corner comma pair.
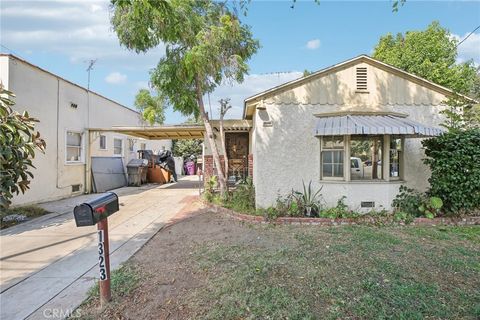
294,181 -> 323,217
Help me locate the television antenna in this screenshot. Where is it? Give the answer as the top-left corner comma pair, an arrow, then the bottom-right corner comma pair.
86,59 -> 97,90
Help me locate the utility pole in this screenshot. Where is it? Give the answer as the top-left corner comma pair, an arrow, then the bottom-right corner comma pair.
86,59 -> 97,90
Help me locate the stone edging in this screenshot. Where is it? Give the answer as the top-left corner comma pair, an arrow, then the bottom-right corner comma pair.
207,204 -> 480,226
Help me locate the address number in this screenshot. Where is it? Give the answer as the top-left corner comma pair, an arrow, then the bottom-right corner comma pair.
97,230 -> 108,281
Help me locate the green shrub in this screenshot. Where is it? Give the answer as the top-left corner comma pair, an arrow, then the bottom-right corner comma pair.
422,128 -> 480,214
418,197 -> 443,219
203,176 -> 218,202
392,185 -> 424,217
224,178 -> 255,214
319,196 -> 359,219
292,181 -> 323,217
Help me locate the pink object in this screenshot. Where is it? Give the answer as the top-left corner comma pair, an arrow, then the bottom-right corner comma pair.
186,161 -> 196,175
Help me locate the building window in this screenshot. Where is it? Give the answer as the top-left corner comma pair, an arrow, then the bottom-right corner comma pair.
389,137 -> 402,178
140,142 -> 146,150
321,136 -> 344,178
350,136 -> 383,180
128,139 -> 135,152
66,131 -> 83,162
114,138 -> 123,155
99,135 -> 107,150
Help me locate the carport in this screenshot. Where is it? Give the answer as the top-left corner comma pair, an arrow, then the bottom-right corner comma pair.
84,125 -> 206,193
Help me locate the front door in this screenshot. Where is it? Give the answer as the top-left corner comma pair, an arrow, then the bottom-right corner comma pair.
225,132 -> 249,181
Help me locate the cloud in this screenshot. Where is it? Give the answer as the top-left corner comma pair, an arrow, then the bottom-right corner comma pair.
208,71 -> 303,119
452,32 -> 480,65
0,0 -> 165,70
105,72 -> 127,84
306,39 -> 321,50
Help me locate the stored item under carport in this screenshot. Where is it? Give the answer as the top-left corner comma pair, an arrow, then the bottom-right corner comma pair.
126,159 -> 148,186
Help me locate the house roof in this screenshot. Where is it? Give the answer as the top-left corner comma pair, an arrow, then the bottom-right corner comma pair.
243,54 -> 475,119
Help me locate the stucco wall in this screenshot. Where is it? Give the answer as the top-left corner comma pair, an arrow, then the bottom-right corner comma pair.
1,56 -> 170,206
253,60 -> 448,210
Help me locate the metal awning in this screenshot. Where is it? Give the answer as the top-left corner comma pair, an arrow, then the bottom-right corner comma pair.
314,114 -> 443,137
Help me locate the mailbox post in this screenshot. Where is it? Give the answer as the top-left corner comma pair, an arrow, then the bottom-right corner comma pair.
73,192 -> 119,306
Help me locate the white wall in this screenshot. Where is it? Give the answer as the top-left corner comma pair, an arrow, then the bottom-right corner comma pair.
1,55 -> 171,206
251,60 -> 448,210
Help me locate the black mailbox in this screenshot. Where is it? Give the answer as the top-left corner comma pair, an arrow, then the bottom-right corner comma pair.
73,192 -> 119,227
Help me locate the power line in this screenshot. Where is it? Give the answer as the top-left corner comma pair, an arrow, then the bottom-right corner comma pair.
0,43 -> 25,59
456,25 -> 480,48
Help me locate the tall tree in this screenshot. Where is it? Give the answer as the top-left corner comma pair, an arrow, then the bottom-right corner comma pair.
0,86 -> 46,208
373,21 -> 477,95
111,0 -> 259,194
218,98 -> 232,185
134,89 -> 165,125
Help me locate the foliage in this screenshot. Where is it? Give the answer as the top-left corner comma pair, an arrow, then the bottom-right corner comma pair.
111,0 -> 259,195
418,197 -> 443,219
0,205 -> 49,229
292,181 -> 323,216
392,185 -> 425,219
172,139 -> 202,159
0,86 -> 46,208
440,94 -> 480,131
203,176 -> 218,202
319,196 -> 359,219
223,177 -> 255,214
422,129 -> 480,213
373,21 -> 477,95
133,89 -> 165,125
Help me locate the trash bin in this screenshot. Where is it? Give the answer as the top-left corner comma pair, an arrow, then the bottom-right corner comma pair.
127,159 -> 148,186
185,161 -> 196,175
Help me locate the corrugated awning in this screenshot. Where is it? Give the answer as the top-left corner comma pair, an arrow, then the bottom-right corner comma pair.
315,114 -> 443,137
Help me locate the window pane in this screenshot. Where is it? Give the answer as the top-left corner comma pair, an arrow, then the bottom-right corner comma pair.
67,147 -> 80,161
100,135 -> 106,149
67,132 -> 81,146
334,164 -> 344,177
322,164 -> 333,177
333,150 -> 343,163
322,151 -> 332,163
114,139 -> 122,155
322,136 -> 344,149
390,150 -> 401,177
350,136 -> 383,180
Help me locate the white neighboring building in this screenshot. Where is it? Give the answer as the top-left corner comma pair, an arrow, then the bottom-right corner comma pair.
0,54 -> 171,206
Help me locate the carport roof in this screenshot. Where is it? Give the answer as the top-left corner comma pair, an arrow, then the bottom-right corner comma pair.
89,120 -> 252,140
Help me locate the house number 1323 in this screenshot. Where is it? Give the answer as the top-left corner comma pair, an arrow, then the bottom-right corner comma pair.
97,230 -> 107,281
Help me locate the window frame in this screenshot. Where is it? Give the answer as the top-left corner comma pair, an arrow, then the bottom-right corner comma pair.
99,134 -> 107,150
349,135 -> 384,181
320,135 -> 345,180
388,136 -> 403,180
65,130 -> 84,164
113,137 -> 123,156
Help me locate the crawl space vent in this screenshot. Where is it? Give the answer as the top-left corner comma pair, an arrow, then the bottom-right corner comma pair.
72,184 -> 81,193
361,201 -> 375,208
356,67 -> 368,91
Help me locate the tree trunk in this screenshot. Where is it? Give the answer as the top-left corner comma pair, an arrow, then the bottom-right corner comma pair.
219,114 -> 228,186
195,78 -> 227,195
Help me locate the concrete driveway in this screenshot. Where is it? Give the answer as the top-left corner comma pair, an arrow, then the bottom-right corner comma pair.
0,176 -> 202,320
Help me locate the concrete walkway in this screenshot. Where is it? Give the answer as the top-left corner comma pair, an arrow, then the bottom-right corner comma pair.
0,176 -> 202,320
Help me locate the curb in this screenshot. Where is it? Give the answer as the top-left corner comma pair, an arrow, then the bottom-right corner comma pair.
207,204 -> 480,226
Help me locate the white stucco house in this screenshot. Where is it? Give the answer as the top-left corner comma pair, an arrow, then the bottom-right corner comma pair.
0,54 -> 171,206
202,55 -> 464,211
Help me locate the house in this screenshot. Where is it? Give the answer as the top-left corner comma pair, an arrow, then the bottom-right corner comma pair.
203,55 -> 457,211
0,54 -> 171,206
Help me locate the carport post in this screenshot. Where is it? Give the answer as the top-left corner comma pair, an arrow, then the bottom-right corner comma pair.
97,218 -> 111,305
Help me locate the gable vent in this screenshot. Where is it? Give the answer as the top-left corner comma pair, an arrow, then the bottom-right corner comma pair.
356,67 -> 368,91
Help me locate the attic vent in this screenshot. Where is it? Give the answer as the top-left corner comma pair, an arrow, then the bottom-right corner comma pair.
361,201 -> 375,208
356,67 -> 368,91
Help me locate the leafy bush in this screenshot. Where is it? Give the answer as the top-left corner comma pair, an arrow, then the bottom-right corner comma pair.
392,185 -> 424,217
1,86 -> 46,208
203,176 -> 218,202
319,196 -> 359,219
224,178 -> 255,214
422,128 -> 480,213
418,197 -> 443,219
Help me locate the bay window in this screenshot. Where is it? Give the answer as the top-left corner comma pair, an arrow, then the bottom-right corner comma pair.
320,135 -> 403,181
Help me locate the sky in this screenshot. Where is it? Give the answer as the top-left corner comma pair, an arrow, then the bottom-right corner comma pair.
1,0 -> 479,123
